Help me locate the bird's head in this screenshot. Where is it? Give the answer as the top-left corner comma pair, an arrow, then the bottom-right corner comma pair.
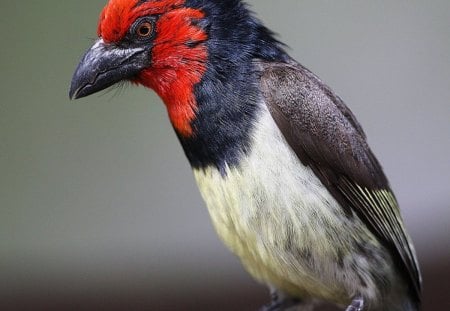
70,0 -> 285,137
70,0 -> 211,136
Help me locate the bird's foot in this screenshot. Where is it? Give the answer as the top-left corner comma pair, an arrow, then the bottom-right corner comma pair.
345,296 -> 364,311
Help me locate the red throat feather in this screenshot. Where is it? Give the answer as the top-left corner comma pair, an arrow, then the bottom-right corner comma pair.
98,0 -> 208,137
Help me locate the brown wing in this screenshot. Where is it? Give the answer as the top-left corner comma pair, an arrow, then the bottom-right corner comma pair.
258,60 -> 421,303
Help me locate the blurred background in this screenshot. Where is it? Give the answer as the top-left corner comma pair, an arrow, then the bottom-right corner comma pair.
1,0 -> 449,310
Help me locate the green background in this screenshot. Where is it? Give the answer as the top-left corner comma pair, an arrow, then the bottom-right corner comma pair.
1,1 -> 449,310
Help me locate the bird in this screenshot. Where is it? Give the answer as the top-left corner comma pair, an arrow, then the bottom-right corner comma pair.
69,0 -> 422,310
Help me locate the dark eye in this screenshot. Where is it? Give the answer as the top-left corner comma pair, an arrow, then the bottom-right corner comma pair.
136,21 -> 154,38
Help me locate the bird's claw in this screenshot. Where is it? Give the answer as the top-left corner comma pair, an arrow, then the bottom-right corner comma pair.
345,296 -> 364,311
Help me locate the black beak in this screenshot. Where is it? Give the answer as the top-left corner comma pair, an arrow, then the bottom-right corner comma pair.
69,39 -> 149,100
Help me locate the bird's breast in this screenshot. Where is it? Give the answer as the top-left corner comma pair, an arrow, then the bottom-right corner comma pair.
192,105 -> 387,302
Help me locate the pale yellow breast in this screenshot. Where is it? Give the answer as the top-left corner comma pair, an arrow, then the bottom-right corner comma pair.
193,106 -> 383,303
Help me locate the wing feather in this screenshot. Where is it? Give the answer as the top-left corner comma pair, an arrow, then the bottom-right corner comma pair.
258,60 -> 421,302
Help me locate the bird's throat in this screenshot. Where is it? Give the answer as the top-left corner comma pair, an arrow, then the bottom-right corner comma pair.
137,64 -> 205,137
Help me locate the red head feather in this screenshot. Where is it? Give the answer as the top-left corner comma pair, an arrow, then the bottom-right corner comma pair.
98,0 -> 208,137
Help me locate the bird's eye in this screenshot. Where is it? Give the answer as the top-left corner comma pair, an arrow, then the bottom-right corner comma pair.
136,22 -> 154,38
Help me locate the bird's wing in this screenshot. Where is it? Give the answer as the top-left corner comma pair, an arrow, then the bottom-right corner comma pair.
258,60 -> 421,302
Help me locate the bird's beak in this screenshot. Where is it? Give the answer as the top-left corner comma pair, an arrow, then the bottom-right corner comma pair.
69,39 -> 149,100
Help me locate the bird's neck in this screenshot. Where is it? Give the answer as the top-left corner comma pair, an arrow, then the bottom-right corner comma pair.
137,54 -> 261,171
137,3 -> 288,171
178,62 -> 263,172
